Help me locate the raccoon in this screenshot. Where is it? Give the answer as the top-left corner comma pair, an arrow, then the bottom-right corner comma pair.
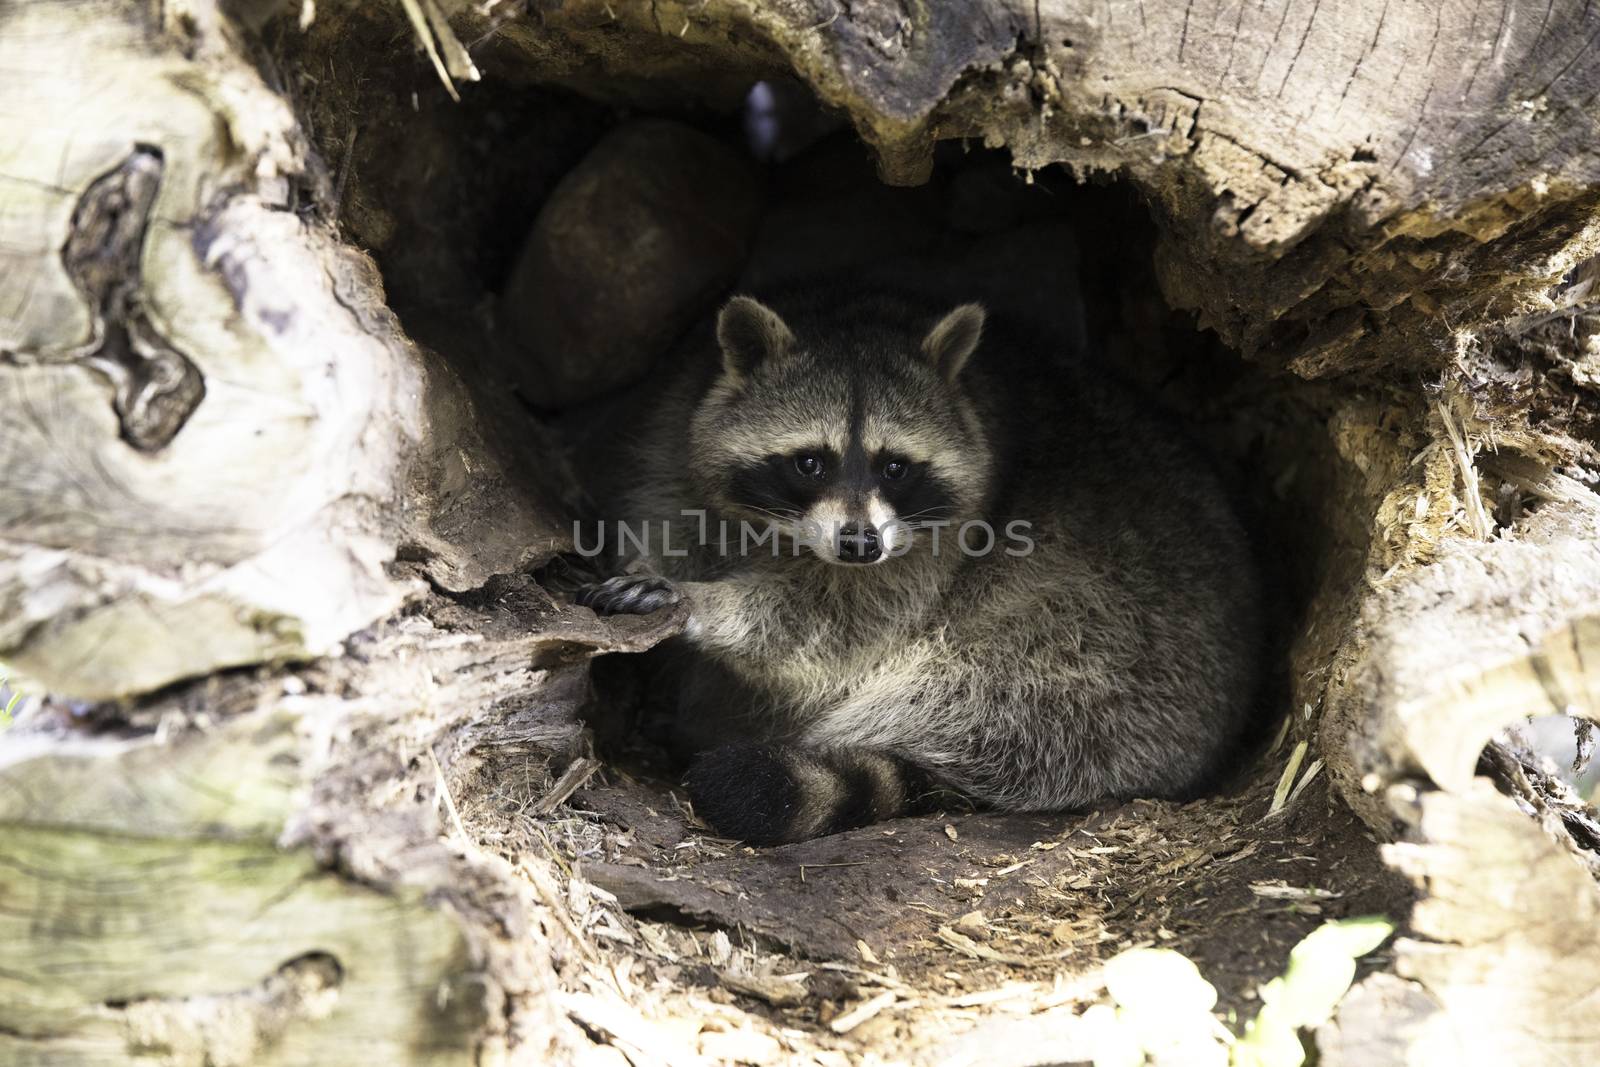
575,287 -> 1265,844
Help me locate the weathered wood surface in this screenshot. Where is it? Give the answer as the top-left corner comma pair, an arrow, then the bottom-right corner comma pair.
0,9 -> 663,1062
474,0 -> 1600,376
1383,780 -> 1600,1067
0,696 -> 488,1066
1327,500 -> 1600,810
1,0 -> 1599,1064
0,0 -> 563,700
0,580 -> 679,1065
0,825 -> 479,1066
1318,500 -> 1600,1066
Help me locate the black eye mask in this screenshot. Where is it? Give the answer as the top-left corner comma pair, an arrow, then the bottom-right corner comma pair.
726,450 -> 840,517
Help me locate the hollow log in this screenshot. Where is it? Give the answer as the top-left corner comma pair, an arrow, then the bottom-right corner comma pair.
2,0 -> 1599,1064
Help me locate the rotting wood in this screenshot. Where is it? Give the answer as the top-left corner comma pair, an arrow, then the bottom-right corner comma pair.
0,582 -> 680,1065
443,0 -> 1600,376
0,0 -> 565,700
1325,499 -> 1600,821
1382,780 -> 1600,1066
2,0 -> 1600,1064
0,825 -> 481,1066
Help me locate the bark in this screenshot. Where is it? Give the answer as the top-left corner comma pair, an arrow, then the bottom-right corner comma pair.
490,0 -> 1600,377
2,0 -> 1599,1064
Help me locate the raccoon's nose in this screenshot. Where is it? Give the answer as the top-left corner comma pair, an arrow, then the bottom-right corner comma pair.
837,523 -> 882,564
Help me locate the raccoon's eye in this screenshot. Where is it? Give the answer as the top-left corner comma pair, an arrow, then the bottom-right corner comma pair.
794,455 -> 825,478
882,460 -> 909,480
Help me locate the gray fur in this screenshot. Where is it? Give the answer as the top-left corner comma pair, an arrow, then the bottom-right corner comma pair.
583,286 -> 1265,841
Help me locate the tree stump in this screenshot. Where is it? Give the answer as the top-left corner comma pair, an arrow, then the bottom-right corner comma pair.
2,1 -> 1598,1064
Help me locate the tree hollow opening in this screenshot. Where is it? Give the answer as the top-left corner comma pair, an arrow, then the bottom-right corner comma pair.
280,29 -> 1413,1036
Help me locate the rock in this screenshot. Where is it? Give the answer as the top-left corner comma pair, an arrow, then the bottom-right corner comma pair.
499,119 -> 761,408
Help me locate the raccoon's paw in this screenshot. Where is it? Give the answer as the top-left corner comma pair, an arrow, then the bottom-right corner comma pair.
574,574 -> 681,616
684,742 -> 807,846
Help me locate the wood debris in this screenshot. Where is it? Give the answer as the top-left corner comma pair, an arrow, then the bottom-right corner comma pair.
828,991 -> 898,1034
717,971 -> 810,1007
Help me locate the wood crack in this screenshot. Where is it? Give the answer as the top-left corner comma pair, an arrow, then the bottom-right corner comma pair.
1275,0 -> 1323,98
1337,0 -> 1390,109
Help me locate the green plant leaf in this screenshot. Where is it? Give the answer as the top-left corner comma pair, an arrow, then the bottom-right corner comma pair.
1093,949 -> 1230,1065
1233,916 -> 1394,1067
1269,916 -> 1394,1028
1292,915 -> 1394,961
1105,947 -> 1218,1016
1232,1007 -> 1306,1067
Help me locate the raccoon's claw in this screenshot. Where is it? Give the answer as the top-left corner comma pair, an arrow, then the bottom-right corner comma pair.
574,574 -> 681,616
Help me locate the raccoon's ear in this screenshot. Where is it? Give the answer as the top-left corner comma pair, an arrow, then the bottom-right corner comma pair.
922,303 -> 986,381
716,296 -> 794,379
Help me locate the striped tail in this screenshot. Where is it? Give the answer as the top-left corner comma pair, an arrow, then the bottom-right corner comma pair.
684,742 -> 933,845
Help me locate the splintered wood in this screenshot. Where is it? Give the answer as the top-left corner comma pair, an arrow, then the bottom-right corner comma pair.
6,0 -> 1600,1064
470,761 -> 1409,1066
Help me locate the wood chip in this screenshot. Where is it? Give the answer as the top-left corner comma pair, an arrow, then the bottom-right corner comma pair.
530,757 -> 603,816
717,971 -> 809,1007
828,990 -> 897,1034
817,961 -> 915,993
519,860 -> 601,966
560,991 -> 707,1067
936,926 -> 1070,966
944,982 -> 1038,1008
1269,740 -> 1309,816
1248,882 -> 1340,900
1285,757 -> 1325,809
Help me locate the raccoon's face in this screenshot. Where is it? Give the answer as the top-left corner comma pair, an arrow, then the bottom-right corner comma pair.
689,295 -> 993,566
